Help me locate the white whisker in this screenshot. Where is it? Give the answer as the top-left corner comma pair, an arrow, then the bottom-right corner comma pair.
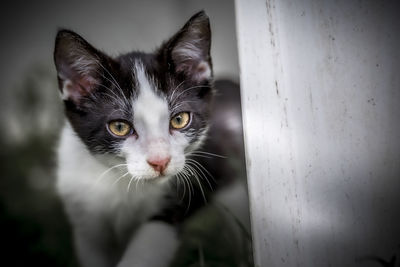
170,100 -> 199,114
186,153 -> 212,159
186,158 -> 216,185
186,164 -> 207,203
189,151 -> 227,158
127,175 -> 136,193
168,80 -> 185,102
182,166 -> 195,193
111,172 -> 130,186
96,61 -> 124,94
176,173 -> 186,202
186,159 -> 214,190
171,85 -> 211,106
95,163 -> 128,186
181,168 -> 193,211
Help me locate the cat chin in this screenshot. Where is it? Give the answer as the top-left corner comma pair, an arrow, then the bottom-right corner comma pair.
131,170 -> 179,182
143,174 -> 174,184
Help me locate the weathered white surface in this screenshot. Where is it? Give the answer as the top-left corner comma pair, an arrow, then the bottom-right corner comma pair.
235,0 -> 400,266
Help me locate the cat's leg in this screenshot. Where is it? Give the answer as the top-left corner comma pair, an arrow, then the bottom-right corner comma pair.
214,179 -> 250,231
117,221 -> 179,267
73,222 -> 117,267
214,179 -> 252,251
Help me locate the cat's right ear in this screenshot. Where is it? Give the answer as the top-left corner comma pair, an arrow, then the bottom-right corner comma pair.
54,30 -> 103,103
160,11 -> 212,83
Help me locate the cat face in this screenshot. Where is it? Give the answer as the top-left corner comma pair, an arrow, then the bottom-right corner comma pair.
54,11 -> 213,181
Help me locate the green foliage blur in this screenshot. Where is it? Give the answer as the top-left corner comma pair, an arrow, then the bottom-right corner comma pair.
0,64 -> 78,266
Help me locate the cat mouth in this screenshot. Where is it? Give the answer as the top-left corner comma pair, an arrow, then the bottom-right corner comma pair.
142,173 -> 173,182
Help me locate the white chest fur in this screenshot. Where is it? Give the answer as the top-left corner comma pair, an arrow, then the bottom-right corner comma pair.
56,123 -> 168,239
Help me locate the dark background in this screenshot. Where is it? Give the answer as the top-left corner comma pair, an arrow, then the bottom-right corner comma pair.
0,1 -> 251,266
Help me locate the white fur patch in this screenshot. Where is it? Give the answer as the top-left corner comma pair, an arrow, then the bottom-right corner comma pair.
175,42 -> 202,61
57,122 -> 170,267
119,61 -> 189,181
70,55 -> 99,76
60,80 -> 73,100
133,61 -> 170,140
173,42 -> 211,82
196,60 -> 211,81
57,123 -> 166,215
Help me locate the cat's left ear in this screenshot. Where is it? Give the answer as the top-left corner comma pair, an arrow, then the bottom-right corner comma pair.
161,11 -> 212,83
54,30 -> 106,104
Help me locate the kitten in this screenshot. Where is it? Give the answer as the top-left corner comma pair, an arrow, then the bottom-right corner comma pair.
54,11 -> 248,267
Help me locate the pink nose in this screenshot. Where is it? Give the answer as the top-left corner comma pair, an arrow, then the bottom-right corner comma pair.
147,157 -> 171,174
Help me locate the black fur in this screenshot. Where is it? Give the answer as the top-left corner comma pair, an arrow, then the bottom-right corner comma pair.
54,11 -> 244,226
54,11 -> 213,155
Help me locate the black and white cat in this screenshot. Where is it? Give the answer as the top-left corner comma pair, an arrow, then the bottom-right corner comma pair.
54,11 -> 248,267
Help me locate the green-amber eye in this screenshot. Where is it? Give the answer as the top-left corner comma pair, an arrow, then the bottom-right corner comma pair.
170,112 -> 190,129
108,121 -> 132,137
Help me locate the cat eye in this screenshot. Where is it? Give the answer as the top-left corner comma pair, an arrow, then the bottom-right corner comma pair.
107,121 -> 132,137
170,112 -> 190,130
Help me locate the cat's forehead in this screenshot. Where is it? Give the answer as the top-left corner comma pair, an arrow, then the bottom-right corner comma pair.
131,59 -> 163,97
116,55 -> 163,98
125,57 -> 186,108
132,60 -> 169,133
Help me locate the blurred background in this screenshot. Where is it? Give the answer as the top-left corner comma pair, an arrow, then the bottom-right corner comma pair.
0,0 -> 250,266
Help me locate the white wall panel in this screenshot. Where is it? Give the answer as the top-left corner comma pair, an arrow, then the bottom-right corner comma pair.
235,0 -> 400,266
